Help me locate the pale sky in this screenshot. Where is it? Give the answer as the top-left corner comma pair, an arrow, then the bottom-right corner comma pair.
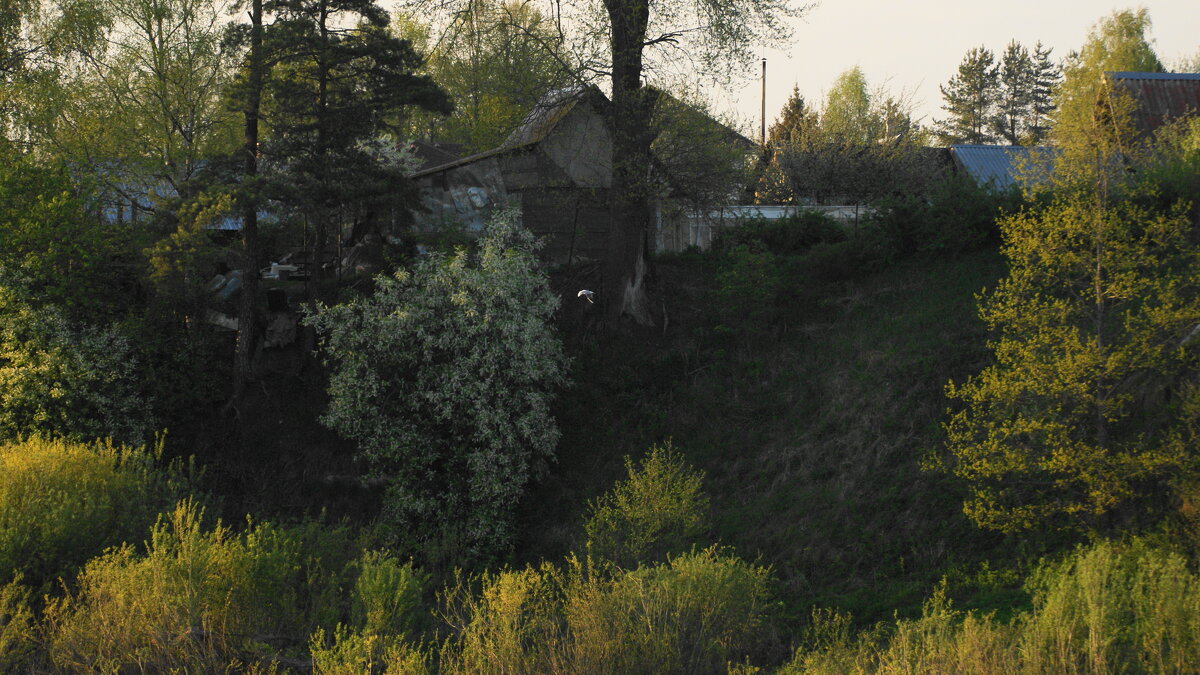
718,1 -> 1199,137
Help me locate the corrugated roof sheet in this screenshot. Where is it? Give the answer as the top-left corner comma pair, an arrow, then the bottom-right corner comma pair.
950,145 -> 1056,190
1110,72 -> 1200,135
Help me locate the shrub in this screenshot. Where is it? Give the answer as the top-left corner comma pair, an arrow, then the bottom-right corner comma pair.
782,539 -> 1200,674
0,575 -> 35,672
583,441 -> 709,568
44,500 -> 350,671
0,285 -> 155,445
310,625 -> 429,675
0,436 -> 186,589
439,548 -> 776,675
711,243 -> 782,342
866,175 -> 1018,261
711,210 -> 846,256
307,208 -> 568,563
564,548 -> 776,674
351,551 -> 428,638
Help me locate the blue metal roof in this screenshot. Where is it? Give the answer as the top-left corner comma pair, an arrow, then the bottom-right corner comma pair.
950,144 -> 1056,191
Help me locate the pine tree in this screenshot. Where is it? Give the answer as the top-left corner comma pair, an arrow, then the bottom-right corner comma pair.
1026,41 -> 1061,144
766,85 -> 815,148
936,46 -> 999,145
992,41 -> 1033,145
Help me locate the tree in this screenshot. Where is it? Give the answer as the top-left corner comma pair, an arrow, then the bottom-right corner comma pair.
767,85 -> 816,148
19,0 -> 238,204
942,72 -> 1200,532
992,41 -> 1033,145
768,68 -> 932,205
261,0 -> 450,300
936,46 -> 999,145
397,1 -> 573,152
822,66 -> 876,144
306,210 -> 568,561
1053,9 -> 1163,156
1026,41 -> 1061,144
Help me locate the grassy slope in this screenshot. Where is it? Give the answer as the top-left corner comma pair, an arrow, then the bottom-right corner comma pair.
521,248 -> 1049,627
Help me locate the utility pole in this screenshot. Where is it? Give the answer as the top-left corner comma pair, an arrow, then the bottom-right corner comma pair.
761,58 -> 767,145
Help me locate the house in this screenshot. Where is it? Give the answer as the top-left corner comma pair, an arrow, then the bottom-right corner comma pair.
950,144 -> 1056,191
411,86 -> 756,263
1109,71 -> 1200,137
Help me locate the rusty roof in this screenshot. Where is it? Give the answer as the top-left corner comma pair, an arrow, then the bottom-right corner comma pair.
1110,72 -> 1200,135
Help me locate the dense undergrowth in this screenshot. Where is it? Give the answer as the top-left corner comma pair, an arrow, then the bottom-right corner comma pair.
3,178 -> 1200,671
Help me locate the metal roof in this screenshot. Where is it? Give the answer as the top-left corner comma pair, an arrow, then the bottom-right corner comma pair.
1110,72 -> 1200,136
950,145 -> 1056,190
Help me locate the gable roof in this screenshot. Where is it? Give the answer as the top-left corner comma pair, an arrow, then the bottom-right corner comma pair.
950,144 -> 1056,190
1109,71 -> 1200,135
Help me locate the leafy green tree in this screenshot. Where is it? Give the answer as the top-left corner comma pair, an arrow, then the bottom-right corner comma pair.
20,0 -> 238,204
943,130 -> 1200,532
822,66 -> 876,143
1053,8 -> 1164,157
769,68 -> 932,205
306,210 -> 567,561
936,46 -> 999,145
398,1 -> 573,152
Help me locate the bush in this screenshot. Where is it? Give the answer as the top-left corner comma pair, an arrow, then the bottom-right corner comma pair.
782,539 -> 1200,674
583,442 -> 709,568
44,500 -> 352,672
867,175 -> 1019,260
711,210 -> 846,256
710,243 -> 782,341
564,548 -> 776,674
0,436 -> 186,589
0,575 -> 35,672
307,208 -> 568,563
0,285 -> 155,445
439,548 -> 776,674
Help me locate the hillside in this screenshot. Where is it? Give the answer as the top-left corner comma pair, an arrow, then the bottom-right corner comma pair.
522,246 -> 1056,625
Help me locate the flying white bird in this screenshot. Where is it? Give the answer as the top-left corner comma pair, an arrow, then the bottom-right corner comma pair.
577,289 -> 594,303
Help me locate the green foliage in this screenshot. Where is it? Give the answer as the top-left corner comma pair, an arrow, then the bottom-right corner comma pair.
396,2 -> 571,152
1054,9 -> 1164,162
866,174 -> 1019,259
0,152 -> 132,319
440,548 -> 775,674
0,287 -> 154,445
310,624 -> 429,675
783,539 -> 1200,674
1022,539 -> 1200,673
711,211 -> 846,256
0,436 -> 185,589
936,46 -> 999,145
565,548 -> 775,674
308,209 -> 568,562
0,575 -> 35,672
767,68 -> 932,205
351,551 -> 428,638
712,243 -> 782,341
44,499 -> 351,671
944,191 -> 1200,532
584,442 -> 709,568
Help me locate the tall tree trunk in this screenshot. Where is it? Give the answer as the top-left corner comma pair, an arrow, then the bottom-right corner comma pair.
603,0 -> 655,327
233,0 -> 264,404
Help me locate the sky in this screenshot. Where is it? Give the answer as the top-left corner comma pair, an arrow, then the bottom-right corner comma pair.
716,0 -> 1199,138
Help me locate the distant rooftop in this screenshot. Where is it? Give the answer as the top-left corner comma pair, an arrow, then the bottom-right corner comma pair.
950,145 -> 1056,191
1109,71 -> 1200,136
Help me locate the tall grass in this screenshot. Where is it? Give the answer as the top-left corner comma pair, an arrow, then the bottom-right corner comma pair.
43,499 -> 350,671
784,539 -> 1200,674
0,436 -> 188,589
